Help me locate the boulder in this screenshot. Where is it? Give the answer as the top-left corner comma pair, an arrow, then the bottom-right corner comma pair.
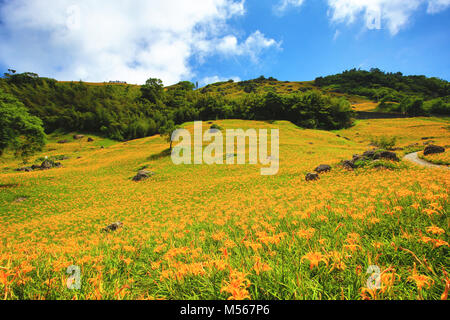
40,160 -> 54,170
314,164 -> 331,174
424,145 -> 445,156
87,137 -> 94,142
305,173 -> 320,181
73,135 -> 84,140
340,160 -> 355,170
132,170 -> 155,182
102,222 -> 123,233
373,151 -> 399,162
362,150 -> 376,159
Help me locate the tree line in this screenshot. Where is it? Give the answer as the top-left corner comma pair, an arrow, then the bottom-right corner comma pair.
315,68 -> 450,115
0,72 -> 354,159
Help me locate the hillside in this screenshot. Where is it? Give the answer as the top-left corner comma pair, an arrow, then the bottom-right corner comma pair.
0,118 -> 449,300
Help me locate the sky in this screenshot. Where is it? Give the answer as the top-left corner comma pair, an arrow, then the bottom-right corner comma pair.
0,0 -> 449,86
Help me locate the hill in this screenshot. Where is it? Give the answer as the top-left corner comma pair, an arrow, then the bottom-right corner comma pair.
0,118 -> 449,299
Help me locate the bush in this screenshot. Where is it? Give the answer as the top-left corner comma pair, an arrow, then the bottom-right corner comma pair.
210,124 -> 223,131
370,136 -> 398,150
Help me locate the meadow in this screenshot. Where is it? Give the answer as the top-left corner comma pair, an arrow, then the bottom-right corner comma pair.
0,118 -> 449,300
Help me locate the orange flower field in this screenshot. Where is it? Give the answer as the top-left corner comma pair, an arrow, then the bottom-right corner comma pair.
0,118 -> 448,300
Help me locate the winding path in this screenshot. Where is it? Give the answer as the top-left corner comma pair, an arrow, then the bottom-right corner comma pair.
403,152 -> 449,170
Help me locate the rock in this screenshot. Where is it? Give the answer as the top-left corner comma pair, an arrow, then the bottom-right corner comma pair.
340,160 -> 355,170
73,135 -> 85,140
305,173 -> 320,181
31,164 -> 41,170
87,137 -> 94,142
40,160 -> 54,170
373,151 -> 399,162
14,197 -> 29,203
343,137 -> 351,141
362,150 -> 376,159
314,164 -> 331,174
102,222 -> 123,233
57,140 -> 70,144
421,137 -> 435,140
132,170 -> 155,182
423,145 -> 445,156
352,154 -> 363,162
16,167 -> 33,172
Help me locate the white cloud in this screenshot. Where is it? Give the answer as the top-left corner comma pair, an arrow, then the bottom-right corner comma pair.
427,0 -> 450,13
274,0 -> 305,15
0,0 -> 278,85
333,29 -> 341,41
195,31 -> 281,63
200,75 -> 241,86
327,0 -> 450,35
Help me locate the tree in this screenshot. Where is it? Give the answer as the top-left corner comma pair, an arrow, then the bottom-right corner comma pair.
159,120 -> 179,151
0,89 -> 46,161
141,78 -> 164,104
406,98 -> 427,116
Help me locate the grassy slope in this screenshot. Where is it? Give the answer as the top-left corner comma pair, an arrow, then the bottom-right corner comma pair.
55,79 -> 381,112
0,119 -> 449,300
199,80 -> 375,111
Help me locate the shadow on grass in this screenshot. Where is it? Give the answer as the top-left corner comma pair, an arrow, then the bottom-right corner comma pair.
148,148 -> 171,161
0,183 -> 19,189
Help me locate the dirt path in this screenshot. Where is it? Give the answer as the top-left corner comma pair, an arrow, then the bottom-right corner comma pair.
403,152 -> 449,170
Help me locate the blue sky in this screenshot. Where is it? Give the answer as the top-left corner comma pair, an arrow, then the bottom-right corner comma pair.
1,0 -> 449,85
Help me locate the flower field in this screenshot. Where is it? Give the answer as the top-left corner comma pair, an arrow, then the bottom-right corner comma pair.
0,118 -> 449,300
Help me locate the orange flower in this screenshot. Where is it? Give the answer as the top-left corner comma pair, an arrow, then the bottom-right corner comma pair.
301,252 -> 328,270
426,226 -> 445,236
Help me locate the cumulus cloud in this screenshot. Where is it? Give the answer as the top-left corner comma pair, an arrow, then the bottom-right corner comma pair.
427,0 -> 450,13
195,31 -> 281,63
0,0 -> 278,85
327,0 -> 450,35
200,75 -> 241,86
274,0 -> 305,15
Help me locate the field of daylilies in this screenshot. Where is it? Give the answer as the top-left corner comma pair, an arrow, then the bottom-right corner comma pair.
0,118 -> 449,300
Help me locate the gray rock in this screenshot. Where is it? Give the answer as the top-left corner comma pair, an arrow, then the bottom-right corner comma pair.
373,151 -> 399,162
73,135 -> 85,140
424,145 -> 445,156
305,173 -> 320,181
40,160 -> 54,170
102,222 -> 123,233
340,160 -> 355,170
314,164 -> 331,173
132,170 -> 155,182
362,150 -> 376,159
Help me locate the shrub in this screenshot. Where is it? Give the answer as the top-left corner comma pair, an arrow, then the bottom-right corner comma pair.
370,136 -> 398,150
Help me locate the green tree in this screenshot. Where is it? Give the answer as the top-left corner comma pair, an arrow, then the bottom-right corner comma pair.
0,89 -> 46,161
159,120 -> 180,151
141,78 -> 164,104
